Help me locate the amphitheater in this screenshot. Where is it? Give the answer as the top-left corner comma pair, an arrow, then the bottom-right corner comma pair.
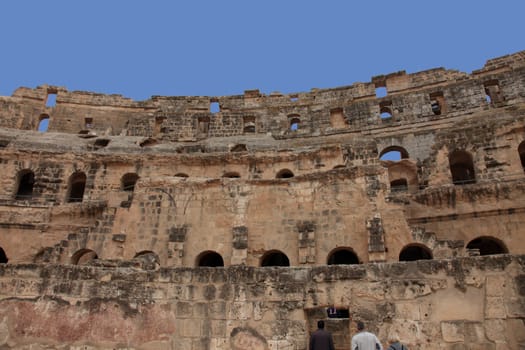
0,51 -> 524,349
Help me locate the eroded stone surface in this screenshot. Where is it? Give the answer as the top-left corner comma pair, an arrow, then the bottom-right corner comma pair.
0,51 -> 524,349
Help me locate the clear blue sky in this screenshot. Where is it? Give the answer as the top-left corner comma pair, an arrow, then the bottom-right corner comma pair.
1,1 -> 523,101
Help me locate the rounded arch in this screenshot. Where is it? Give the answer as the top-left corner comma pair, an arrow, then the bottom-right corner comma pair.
380,106 -> 392,119
196,250 -> 225,267
276,169 -> 294,179
38,114 -> 50,132
466,236 -> 508,256
174,173 -> 189,178
15,169 -> 35,200
399,244 -> 433,262
288,114 -> 301,131
121,173 -> 139,192
71,249 -> 98,265
67,171 -> 87,203
327,247 -> 359,265
518,141 -> 525,171
379,146 -> 409,161
0,247 -> 8,263
260,250 -> 290,267
449,150 -> 476,185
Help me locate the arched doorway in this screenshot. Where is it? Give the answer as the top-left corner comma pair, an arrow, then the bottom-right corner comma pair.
466,236 -> 507,256
449,150 -> 476,185
399,244 -> 433,261
0,247 -> 8,263
67,172 -> 87,202
261,250 -> 290,267
197,251 -> 224,267
327,248 -> 359,265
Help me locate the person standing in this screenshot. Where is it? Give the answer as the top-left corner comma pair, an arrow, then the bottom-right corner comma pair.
351,321 -> 383,350
309,320 -> 335,350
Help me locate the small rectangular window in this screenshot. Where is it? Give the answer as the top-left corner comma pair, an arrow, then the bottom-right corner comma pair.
85,118 -> 93,129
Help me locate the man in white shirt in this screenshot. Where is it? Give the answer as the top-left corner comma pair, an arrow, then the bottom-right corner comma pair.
351,321 -> 383,350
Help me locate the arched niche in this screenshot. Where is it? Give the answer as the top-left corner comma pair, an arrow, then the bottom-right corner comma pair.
399,244 -> 433,262
449,150 -> 476,185
196,251 -> 224,267
71,249 -> 98,265
327,248 -> 359,265
67,172 -> 87,203
0,247 -> 8,263
466,236 -> 508,256
121,173 -> 139,192
15,169 -> 35,200
379,146 -> 409,161
518,141 -> 525,171
276,169 -> 294,179
261,250 -> 290,267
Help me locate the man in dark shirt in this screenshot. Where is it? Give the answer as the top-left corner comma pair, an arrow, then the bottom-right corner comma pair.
309,320 -> 335,350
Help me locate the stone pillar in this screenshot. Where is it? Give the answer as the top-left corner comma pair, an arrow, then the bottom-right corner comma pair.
232,226 -> 248,265
366,214 -> 386,262
167,225 -> 188,266
297,221 -> 316,264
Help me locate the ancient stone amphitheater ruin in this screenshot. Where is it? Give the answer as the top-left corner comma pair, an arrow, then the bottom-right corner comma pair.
0,51 -> 524,349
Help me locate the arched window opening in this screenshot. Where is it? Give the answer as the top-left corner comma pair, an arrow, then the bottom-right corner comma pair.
230,144 -> 247,152
71,249 -> 98,265
276,169 -> 294,179
449,150 -> 476,185
379,146 -> 409,161
121,173 -> 139,192
390,178 -> 408,192
175,173 -> 189,178
466,236 -> 508,256
223,172 -> 241,179
484,80 -> 503,105
380,151 -> 401,161
38,114 -> 49,132
399,244 -> 433,262
518,141 -> 525,171
210,101 -> 220,114
327,248 -> 359,265
197,251 -> 224,267
67,172 -> 86,203
380,106 -> 392,119
261,250 -> 290,267
15,169 -> 35,200
430,91 -> 446,116
0,247 -> 8,263
289,117 -> 300,131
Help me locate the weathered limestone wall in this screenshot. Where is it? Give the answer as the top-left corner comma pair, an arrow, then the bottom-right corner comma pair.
0,255 -> 523,349
1,51 -> 525,349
